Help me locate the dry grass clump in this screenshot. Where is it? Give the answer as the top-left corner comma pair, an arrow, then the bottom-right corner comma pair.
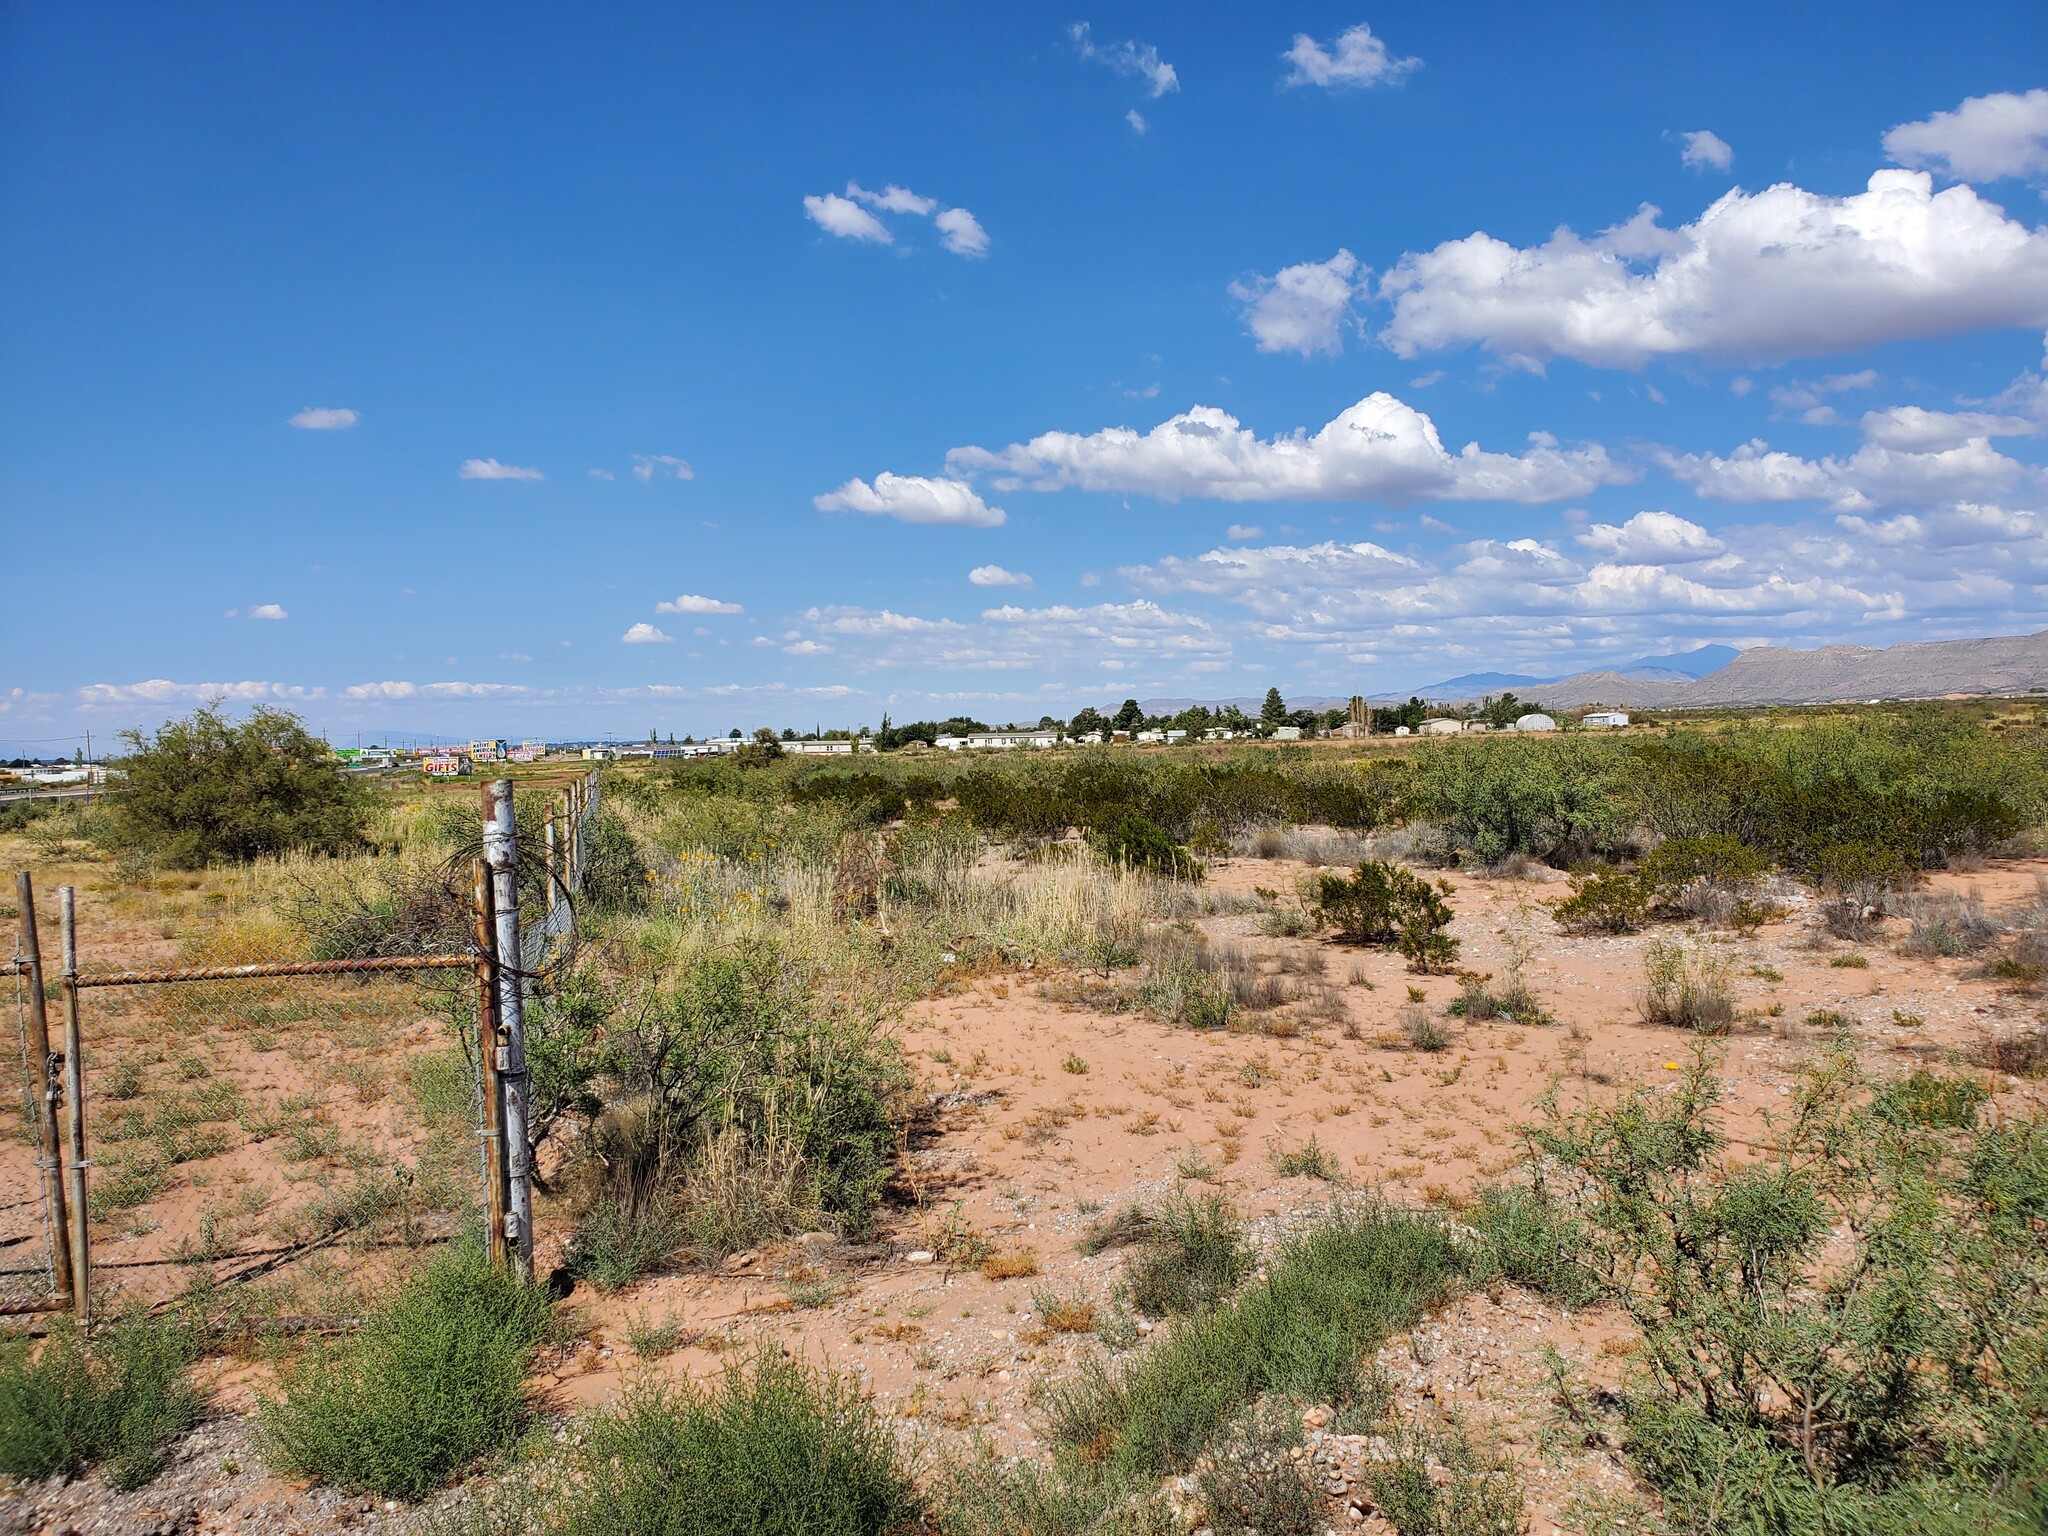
980,1247 -> 1041,1281
1230,822 -> 1374,866
1898,890 -> 2003,958
1818,880 -> 1891,942
1400,1002 -> 1449,1052
1637,939 -> 1737,1034
1974,1023 -> 2048,1078
1031,1286 -> 1099,1334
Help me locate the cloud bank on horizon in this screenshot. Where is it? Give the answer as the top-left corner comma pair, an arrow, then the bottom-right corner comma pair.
5,11 -> 2048,745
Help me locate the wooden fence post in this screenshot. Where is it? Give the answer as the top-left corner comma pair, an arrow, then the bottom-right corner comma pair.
482,780 -> 534,1279
470,858 -> 508,1269
14,873 -> 73,1306
57,886 -> 88,1321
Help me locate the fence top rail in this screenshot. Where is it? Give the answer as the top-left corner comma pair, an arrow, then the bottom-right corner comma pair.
75,954 -> 473,987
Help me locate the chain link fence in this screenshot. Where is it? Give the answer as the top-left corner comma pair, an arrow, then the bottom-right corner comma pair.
3,770 -> 598,1322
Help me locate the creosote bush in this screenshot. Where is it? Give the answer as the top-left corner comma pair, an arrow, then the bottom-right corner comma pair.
1553,867 -> 1651,935
262,1244 -> 551,1500
1522,1051 -> 2048,1535
111,704 -> 371,868
1092,814 -> 1204,882
0,1311 -> 200,1491
1315,861 -> 1460,973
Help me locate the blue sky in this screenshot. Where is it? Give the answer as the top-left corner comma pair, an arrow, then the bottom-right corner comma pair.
5,2 -> 2048,749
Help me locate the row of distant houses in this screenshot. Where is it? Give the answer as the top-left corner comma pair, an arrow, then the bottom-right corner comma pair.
356,709 -> 1636,781
1385,710 -> 1629,737
926,726 -> 1259,750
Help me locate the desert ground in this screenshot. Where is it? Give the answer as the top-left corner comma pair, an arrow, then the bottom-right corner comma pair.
4,822 -> 2042,1536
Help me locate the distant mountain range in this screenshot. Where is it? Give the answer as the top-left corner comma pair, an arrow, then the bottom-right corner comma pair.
1140,633 -> 2048,717
1406,645 -> 1739,698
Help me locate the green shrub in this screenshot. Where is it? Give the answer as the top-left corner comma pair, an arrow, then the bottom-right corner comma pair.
1524,1051 -> 2048,1535
1315,862 -> 1460,974
0,1311 -> 200,1490
109,704 -> 371,867
1637,833 -> 1769,894
568,1195 -> 693,1291
0,797 -> 58,832
1445,970 -> 1551,1026
580,811 -> 651,912
1271,1135 -> 1342,1182
1406,735 -> 1627,866
590,944 -> 910,1242
1195,1405 -> 1320,1536
1137,933 -> 1232,1030
1048,1202 -> 1463,1484
1627,712 -> 2039,876
1362,1420 -> 1525,1536
1466,1183 -> 1598,1305
1872,1070 -> 1988,1129
504,1349 -> 923,1536
262,1244 -> 551,1499
1554,868 -> 1651,934
1125,1192 -> 1251,1317
1093,815 -> 1204,882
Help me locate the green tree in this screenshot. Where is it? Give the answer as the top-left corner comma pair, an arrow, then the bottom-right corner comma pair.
1113,698 -> 1145,733
1261,687 -> 1287,730
1069,706 -> 1108,738
112,704 -> 371,868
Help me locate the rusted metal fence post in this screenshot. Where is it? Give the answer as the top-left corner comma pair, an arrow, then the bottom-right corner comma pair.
58,886 -> 89,1321
470,858 -> 508,1269
482,781 -> 534,1278
15,873 -> 73,1306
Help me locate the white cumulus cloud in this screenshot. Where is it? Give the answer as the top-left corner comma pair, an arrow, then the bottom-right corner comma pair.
459,458 -> 543,481
967,564 -> 1032,587
803,192 -> 892,244
1576,510 -> 1724,562
1378,170 -> 2048,368
1857,404 -> 2040,453
811,182 -> 987,257
621,623 -> 675,644
288,407 -> 358,430
815,473 -> 1007,527
935,207 -> 990,258
1679,130 -> 1733,172
77,679 -> 325,708
632,454 -> 694,481
943,393 -> 1630,506
1280,23 -> 1418,90
248,603 -> 288,621
1659,431 -> 2039,511
656,594 -> 743,615
1885,89 -> 2048,184
1069,23 -> 1178,97
1230,249 -> 1363,356
848,182 -> 937,216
